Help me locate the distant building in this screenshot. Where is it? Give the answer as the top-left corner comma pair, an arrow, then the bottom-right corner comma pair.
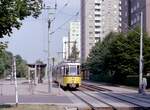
62,22 -> 81,61
69,21 -> 81,61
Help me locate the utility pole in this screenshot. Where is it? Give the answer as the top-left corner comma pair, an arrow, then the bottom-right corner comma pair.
68,32 -> 71,60
139,11 -> 143,94
74,41 -> 77,61
64,41 -> 67,60
52,57 -> 55,79
43,1 -> 57,93
47,18 -> 52,93
13,56 -> 18,106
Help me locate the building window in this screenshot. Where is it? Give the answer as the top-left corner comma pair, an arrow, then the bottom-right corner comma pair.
76,34 -> 79,36
95,26 -> 101,28
134,18 -> 137,24
137,15 -> 140,21
119,1 -> 122,5
95,37 -> 100,40
119,17 -> 122,21
95,31 -> 100,34
95,20 -> 100,23
119,23 -> 122,27
125,12 -> 127,17
95,3 -> 100,6
125,1 -> 127,6
119,12 -> 122,16
131,8 -> 133,13
119,6 -> 122,10
134,6 -> 137,11
137,2 -> 140,8
131,20 -> 134,25
95,14 -> 101,17
95,9 -> 100,11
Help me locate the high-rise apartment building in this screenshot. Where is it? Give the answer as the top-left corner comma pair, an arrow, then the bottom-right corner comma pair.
120,0 -> 150,35
62,22 -> 81,61
81,0 -> 150,63
69,21 -> 81,60
81,0 -> 121,63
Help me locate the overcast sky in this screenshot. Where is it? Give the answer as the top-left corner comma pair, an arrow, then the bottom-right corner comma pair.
4,0 -> 80,64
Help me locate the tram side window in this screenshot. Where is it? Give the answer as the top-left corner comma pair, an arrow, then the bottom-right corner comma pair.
61,67 -> 64,75
63,66 -> 65,75
77,65 -> 80,75
66,67 -> 69,75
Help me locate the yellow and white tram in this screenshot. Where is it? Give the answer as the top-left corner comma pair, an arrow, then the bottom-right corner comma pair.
54,61 -> 81,89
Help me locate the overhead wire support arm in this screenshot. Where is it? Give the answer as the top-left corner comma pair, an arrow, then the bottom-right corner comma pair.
50,11 -> 79,35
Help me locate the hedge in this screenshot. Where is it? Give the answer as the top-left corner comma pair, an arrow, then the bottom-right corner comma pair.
124,75 -> 150,88
90,74 -> 150,88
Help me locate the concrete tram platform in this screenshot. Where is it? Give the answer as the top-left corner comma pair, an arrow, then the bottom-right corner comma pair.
0,79 -> 89,109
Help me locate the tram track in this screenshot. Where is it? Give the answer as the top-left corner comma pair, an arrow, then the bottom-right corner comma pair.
120,93 -> 150,104
70,91 -> 114,110
80,82 -> 150,110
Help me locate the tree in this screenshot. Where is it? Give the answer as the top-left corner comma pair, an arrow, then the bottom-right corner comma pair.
0,0 -> 42,50
0,51 -> 13,78
15,55 -> 28,77
86,32 -> 117,75
86,28 -> 150,83
69,41 -> 79,61
0,50 -> 28,78
0,0 -> 42,38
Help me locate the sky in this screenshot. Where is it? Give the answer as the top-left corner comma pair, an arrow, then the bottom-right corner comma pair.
3,0 -> 80,64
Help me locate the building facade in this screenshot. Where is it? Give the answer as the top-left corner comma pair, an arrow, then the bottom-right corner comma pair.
62,22 -> 81,61
146,0 -> 150,36
81,0 -> 121,63
69,21 -> 81,61
81,0 -> 150,63
120,0 -> 150,34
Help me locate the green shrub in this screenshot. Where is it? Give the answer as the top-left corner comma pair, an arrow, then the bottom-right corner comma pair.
125,75 -> 150,88
90,74 -> 112,83
90,74 -> 150,89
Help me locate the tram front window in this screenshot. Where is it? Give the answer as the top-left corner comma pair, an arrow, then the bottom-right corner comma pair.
69,66 -> 77,75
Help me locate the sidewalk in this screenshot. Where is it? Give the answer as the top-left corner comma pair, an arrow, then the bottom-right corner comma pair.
0,79 -> 88,109
83,81 -> 150,94
0,80 -> 72,105
0,80 -> 64,96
